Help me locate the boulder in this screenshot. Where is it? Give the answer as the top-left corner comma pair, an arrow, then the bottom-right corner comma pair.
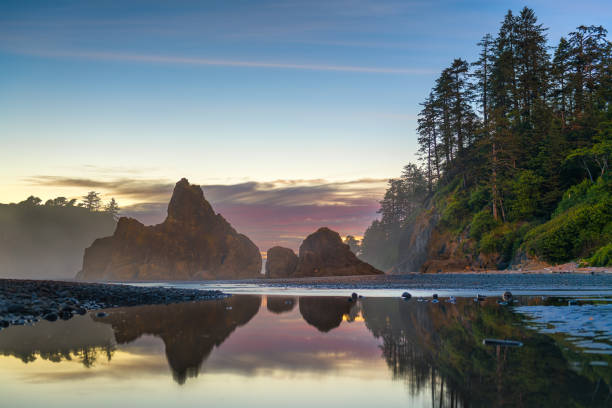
265,246 -> 298,278
77,178 -> 262,281
294,227 -> 383,277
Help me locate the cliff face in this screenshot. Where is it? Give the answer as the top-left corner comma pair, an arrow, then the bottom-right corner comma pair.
77,178 -> 262,281
392,201 -> 518,273
294,227 -> 383,277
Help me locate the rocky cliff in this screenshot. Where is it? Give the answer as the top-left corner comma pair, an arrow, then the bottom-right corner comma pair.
294,227 -> 383,277
77,178 -> 262,281
391,199 -> 526,273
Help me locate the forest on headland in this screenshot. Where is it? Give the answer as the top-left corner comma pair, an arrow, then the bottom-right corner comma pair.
0,192 -> 118,278
358,7 -> 612,271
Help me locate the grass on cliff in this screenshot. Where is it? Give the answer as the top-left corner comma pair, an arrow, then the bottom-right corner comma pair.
523,176 -> 612,264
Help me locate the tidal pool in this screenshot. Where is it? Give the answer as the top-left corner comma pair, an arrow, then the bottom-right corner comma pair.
0,294 -> 610,407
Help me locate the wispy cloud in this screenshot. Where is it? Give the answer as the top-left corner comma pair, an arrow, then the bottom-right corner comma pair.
25,176 -> 174,201
6,48 -> 435,75
25,175 -> 386,250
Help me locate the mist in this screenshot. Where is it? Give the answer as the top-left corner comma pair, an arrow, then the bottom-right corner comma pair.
0,202 -> 116,279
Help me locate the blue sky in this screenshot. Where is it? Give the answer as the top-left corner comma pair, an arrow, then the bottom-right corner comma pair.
1,0 -> 611,249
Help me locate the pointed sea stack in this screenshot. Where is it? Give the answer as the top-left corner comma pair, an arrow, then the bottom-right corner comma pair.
77,178 -> 262,281
293,227 -> 383,277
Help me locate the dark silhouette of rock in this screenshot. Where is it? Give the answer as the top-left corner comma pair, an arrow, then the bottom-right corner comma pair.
265,247 -> 298,278
93,295 -> 261,384
266,296 -> 296,314
298,296 -> 355,332
294,227 -> 383,277
77,178 -> 262,281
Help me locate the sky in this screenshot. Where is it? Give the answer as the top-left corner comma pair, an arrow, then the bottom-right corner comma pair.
1,0 -> 611,251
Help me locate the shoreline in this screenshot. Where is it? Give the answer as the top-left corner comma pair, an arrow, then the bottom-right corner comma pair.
0,279 -> 227,330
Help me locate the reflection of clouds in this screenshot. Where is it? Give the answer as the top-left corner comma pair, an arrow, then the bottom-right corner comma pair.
202,299 -> 382,376
0,296 -> 384,385
2,350 -> 171,384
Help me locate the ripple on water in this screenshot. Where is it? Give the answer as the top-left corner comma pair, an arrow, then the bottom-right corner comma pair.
516,303 -> 612,354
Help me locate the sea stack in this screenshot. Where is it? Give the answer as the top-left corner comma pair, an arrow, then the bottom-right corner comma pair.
77,178 -> 262,281
265,246 -> 299,278
294,227 -> 383,277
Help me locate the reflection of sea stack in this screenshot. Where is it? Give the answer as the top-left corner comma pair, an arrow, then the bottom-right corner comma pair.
295,228 -> 383,277
78,178 -> 262,281
93,295 -> 261,384
266,296 -> 296,314
299,296 -> 355,332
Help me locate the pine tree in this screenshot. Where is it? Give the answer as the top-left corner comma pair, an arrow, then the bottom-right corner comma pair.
82,191 -> 102,212
472,33 -> 495,128
104,198 -> 120,219
417,92 -> 441,191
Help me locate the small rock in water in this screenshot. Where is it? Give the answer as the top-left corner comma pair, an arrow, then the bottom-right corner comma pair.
503,291 -> 513,302
351,293 -> 358,300
401,292 -> 411,299
96,312 -> 108,318
432,294 -> 438,300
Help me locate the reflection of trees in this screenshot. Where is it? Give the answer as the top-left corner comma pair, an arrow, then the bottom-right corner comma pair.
267,296 -> 296,314
298,297 -> 355,332
94,295 -> 261,384
361,298 -> 611,408
0,315 -> 116,367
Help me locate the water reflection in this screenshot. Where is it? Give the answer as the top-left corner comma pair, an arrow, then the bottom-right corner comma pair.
266,296 -> 296,314
361,297 -> 612,407
0,315 -> 116,366
0,295 -> 610,407
298,296 -> 355,332
93,295 -> 261,384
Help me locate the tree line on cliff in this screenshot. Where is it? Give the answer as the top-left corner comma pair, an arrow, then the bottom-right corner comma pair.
360,7 -> 612,270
